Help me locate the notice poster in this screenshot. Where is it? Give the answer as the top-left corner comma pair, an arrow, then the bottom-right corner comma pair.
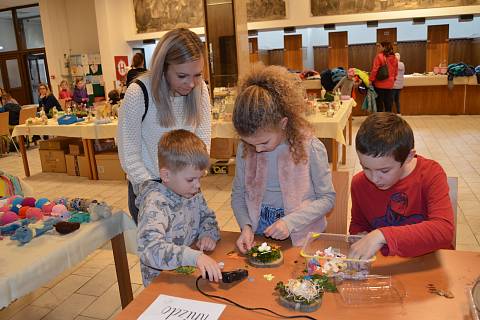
138,294 -> 225,320
114,56 -> 129,81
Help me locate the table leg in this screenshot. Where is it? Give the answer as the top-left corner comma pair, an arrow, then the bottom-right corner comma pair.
348,114 -> 352,146
18,136 -> 30,177
82,139 -> 93,180
111,233 -> 133,309
331,139 -> 338,171
342,127 -> 347,165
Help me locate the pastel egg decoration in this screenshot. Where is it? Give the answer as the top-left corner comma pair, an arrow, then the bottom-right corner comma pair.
0,204 -> 11,213
21,197 -> 36,207
26,207 -> 43,221
51,204 -> 68,217
0,211 -> 19,225
35,198 -> 50,209
18,206 -> 30,219
42,202 -> 55,214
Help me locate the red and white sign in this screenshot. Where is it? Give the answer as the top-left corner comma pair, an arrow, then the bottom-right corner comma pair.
114,56 -> 129,81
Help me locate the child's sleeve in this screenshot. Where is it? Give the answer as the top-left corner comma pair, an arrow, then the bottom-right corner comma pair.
349,174 -> 374,234
231,143 -> 253,229
282,139 -> 336,232
380,163 -> 454,257
198,195 -> 220,242
137,190 -> 202,269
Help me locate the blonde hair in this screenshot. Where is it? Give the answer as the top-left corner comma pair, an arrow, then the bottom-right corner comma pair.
233,65 -> 312,164
150,28 -> 205,128
158,129 -> 209,172
60,80 -> 69,88
38,83 -> 52,96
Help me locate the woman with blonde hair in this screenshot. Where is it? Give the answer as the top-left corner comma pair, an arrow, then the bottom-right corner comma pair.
38,83 -> 62,117
118,28 -> 211,224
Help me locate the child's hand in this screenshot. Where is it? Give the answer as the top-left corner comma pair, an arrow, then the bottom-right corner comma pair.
196,253 -> 222,282
348,229 -> 386,260
264,220 -> 290,240
196,236 -> 216,251
236,225 -> 254,254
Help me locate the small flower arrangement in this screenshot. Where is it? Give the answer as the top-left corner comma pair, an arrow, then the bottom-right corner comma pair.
247,242 -> 281,264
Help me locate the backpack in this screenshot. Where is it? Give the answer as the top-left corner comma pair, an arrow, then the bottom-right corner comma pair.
376,55 -> 389,81
133,79 -> 149,122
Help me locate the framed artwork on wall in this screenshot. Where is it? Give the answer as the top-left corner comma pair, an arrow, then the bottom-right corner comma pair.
133,0 -> 204,33
247,0 -> 286,22
311,0 -> 480,16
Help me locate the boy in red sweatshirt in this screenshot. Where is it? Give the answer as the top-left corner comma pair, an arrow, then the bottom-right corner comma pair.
349,113 -> 454,259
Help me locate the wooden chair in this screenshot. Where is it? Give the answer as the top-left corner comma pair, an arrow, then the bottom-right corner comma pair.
19,106 -> 37,125
0,112 -> 19,154
325,171 -> 349,234
447,176 -> 458,249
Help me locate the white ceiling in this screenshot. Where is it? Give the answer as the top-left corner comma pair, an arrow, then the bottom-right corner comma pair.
0,0 -> 38,10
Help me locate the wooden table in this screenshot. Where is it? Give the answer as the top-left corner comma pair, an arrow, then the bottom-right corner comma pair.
115,231 -> 479,319
11,119 -> 118,179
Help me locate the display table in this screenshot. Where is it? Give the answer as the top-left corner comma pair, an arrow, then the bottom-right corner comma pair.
115,231 -> 479,320
212,99 -> 355,170
0,210 -> 136,309
12,119 -> 118,179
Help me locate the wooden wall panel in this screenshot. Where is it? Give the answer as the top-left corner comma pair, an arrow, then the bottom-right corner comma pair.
473,38 -> 480,65
397,41 -> 427,73
466,84 -> 480,115
268,49 -> 284,66
328,31 -> 348,69
313,46 -> 328,72
284,34 -> 303,71
400,85 -> 464,115
349,43 -> 377,72
377,28 -> 397,52
426,25 -> 449,72
249,38 -> 259,65
449,38 -> 473,65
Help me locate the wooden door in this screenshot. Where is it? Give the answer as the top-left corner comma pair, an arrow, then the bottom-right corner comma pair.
328,31 -> 348,69
426,25 -> 449,72
0,53 -> 31,105
284,34 -> 303,71
377,28 -> 397,52
249,38 -> 259,65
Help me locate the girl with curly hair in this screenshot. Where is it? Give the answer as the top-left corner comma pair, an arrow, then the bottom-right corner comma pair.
231,65 -> 336,251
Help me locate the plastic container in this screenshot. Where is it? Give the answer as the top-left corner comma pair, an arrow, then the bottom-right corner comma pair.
468,277 -> 480,320
300,232 -> 376,279
337,275 -> 406,305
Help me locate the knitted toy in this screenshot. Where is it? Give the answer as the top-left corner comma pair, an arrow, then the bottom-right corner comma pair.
21,197 -> 36,207
51,204 -> 68,216
0,218 -> 32,236
88,201 -> 112,221
26,207 -> 43,221
42,202 -> 55,214
35,198 -> 50,208
67,198 -> 97,212
0,211 -> 18,225
68,211 -> 91,224
18,206 -> 30,219
11,218 -> 58,245
55,221 -> 80,234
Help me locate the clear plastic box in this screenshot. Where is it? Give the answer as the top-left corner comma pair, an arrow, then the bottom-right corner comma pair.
337,275 -> 406,305
300,232 -> 376,279
468,278 -> 480,320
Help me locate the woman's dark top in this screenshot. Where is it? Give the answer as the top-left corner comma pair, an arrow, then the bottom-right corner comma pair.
39,94 -> 62,117
126,67 -> 147,87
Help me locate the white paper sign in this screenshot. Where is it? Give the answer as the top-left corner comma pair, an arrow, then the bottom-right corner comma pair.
138,294 -> 226,320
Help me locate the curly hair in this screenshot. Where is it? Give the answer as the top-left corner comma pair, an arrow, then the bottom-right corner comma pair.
233,65 -> 312,164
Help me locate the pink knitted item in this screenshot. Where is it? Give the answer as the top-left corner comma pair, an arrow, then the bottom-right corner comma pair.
42,202 -> 55,214
51,204 -> 68,216
26,207 -> 43,221
21,197 -> 36,207
0,211 -> 19,225
18,206 -> 30,219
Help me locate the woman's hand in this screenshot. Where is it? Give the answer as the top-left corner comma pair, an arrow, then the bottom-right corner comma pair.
264,219 -> 290,240
236,225 -> 254,254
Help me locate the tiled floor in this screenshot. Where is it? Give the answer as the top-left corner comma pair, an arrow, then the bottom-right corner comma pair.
1,115 -> 479,319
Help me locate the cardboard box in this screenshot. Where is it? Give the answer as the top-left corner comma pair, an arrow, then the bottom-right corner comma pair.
39,137 -> 77,151
95,152 -> 126,180
227,158 -> 236,176
210,158 -> 235,175
66,154 -> 90,177
39,149 -> 66,173
68,142 -> 84,156
210,138 -> 233,159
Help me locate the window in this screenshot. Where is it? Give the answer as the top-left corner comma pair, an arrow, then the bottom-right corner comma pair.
17,6 -> 44,49
0,10 -> 18,52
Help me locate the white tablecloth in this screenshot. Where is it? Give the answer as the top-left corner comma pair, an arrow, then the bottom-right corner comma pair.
404,74 -> 477,86
12,119 -> 118,140
0,210 -> 136,308
212,99 -> 355,144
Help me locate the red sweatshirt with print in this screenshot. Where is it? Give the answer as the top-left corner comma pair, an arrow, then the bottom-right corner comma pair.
349,156 -> 454,257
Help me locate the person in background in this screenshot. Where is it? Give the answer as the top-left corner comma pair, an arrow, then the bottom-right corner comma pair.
118,28 -> 211,225
369,41 -> 398,112
392,52 -> 405,114
58,80 -> 73,101
348,113 -> 454,260
72,79 -> 89,105
136,129 -> 221,287
38,83 -> 62,117
231,65 -> 336,251
0,93 -> 21,125
126,52 -> 148,87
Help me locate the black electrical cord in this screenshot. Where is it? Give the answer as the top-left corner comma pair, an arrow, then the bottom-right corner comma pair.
195,276 -> 318,320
